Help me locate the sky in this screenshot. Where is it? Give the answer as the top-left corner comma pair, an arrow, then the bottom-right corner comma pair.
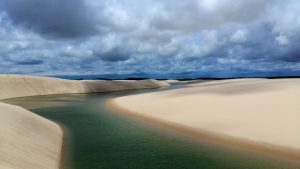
0,0 -> 300,77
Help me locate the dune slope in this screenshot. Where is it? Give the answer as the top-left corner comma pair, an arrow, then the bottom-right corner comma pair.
112,79 -> 300,154
0,102 -> 63,169
0,74 -> 169,100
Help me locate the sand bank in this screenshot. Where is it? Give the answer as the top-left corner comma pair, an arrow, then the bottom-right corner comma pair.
0,102 -> 63,169
111,78 -> 300,160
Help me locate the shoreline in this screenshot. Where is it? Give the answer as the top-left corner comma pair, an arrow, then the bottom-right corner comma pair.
106,99 -> 300,164
55,122 -> 73,169
57,124 -> 65,169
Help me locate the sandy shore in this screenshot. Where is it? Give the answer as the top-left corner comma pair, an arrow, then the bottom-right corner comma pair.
110,78 -> 300,160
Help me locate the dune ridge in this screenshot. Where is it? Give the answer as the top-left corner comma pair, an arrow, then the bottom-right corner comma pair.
111,78 -> 300,160
0,74 -> 169,100
0,74 -> 168,169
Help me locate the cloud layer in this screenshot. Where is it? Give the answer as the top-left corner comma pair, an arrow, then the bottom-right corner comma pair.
0,0 -> 299,76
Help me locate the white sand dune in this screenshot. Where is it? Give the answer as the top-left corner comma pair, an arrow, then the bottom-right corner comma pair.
0,74 -> 169,100
0,102 -> 63,169
0,74 -> 168,169
112,78 -> 300,158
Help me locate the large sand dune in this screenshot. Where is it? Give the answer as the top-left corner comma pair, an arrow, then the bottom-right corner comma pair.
0,74 -> 168,169
112,78 -> 300,158
0,74 -> 168,100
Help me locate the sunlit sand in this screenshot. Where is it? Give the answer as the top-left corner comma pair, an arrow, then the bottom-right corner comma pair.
111,78 -> 300,159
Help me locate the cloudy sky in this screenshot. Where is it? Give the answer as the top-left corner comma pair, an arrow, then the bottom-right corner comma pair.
0,0 -> 299,77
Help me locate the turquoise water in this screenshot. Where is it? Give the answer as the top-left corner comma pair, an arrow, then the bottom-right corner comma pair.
6,89 -> 299,169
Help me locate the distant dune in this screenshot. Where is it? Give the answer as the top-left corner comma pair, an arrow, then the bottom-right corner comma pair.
0,74 -> 169,100
0,74 -> 168,169
111,78 -> 300,160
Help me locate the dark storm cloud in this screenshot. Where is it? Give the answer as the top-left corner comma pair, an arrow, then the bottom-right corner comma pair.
0,0 -> 98,38
280,44 -> 300,62
15,59 -> 44,65
0,0 -> 299,76
95,47 -> 130,62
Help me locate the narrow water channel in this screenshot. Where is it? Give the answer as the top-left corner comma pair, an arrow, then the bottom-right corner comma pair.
5,88 -> 299,169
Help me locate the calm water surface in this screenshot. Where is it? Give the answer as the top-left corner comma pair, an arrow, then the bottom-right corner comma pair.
5,87 -> 300,169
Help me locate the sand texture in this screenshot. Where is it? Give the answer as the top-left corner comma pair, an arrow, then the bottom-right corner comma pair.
112,79 -> 300,154
0,74 -> 168,100
0,102 -> 63,169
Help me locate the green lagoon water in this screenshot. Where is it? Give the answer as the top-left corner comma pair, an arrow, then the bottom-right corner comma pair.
5,88 -> 299,169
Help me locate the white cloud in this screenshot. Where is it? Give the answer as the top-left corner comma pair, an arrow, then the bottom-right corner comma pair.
199,0 -> 218,11
268,0 -> 300,35
275,34 -> 289,45
230,29 -> 248,43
